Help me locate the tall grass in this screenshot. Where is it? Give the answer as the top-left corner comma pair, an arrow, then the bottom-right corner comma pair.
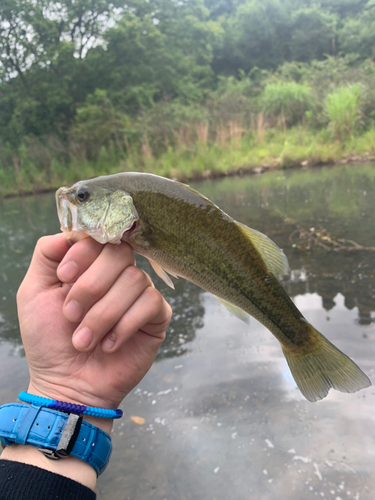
256,113 -> 265,144
326,84 -> 362,140
262,81 -> 312,127
1,124 -> 375,197
196,122 -> 209,145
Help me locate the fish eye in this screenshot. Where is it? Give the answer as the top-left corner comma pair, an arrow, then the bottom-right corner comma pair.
76,187 -> 90,203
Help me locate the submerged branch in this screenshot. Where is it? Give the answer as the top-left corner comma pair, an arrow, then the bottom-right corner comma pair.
289,226 -> 375,252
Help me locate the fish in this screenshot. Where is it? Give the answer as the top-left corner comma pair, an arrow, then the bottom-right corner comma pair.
56,172 -> 371,402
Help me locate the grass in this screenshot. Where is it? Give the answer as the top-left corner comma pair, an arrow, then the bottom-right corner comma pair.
262,81 -> 312,127
1,125 -> 375,198
326,84 -> 361,140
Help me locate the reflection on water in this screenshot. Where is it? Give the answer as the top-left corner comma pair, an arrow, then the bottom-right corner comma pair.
0,164 -> 374,499
0,194 -> 60,347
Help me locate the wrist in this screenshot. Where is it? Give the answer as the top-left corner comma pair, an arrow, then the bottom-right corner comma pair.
0,402 -> 113,482
27,383 -> 115,435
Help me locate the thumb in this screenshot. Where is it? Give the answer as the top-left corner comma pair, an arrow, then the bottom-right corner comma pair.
20,234 -> 71,293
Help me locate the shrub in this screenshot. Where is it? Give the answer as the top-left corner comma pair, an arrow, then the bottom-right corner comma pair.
325,84 -> 361,140
262,81 -> 312,127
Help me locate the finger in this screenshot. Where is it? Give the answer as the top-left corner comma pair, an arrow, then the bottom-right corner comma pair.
57,237 -> 104,284
101,287 -> 172,352
18,234 -> 70,293
63,242 -> 136,323
71,266 -> 153,350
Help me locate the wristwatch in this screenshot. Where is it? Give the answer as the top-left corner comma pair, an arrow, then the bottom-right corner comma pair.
0,403 -> 112,476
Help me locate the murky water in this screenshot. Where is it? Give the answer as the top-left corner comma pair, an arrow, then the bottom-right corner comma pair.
1,164 -> 374,499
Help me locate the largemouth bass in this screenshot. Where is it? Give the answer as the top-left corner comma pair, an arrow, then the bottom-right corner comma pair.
56,172 -> 371,402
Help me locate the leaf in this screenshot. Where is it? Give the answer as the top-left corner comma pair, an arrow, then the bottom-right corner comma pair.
130,416 -> 145,425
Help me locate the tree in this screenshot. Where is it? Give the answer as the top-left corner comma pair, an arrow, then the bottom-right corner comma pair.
89,0 -> 220,112
212,0 -> 292,75
288,7 -> 338,62
0,0 -> 119,142
338,1 -> 375,59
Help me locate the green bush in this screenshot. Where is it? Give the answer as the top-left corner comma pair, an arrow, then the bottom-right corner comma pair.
325,84 -> 361,140
262,81 -> 312,127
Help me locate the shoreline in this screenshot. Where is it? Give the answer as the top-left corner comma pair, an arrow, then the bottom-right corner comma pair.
1,151 -> 374,200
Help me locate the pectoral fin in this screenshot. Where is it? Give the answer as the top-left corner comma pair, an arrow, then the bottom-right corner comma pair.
214,296 -> 250,325
236,221 -> 289,275
149,260 -> 177,289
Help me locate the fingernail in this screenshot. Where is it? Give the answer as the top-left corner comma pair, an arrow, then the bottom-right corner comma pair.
73,327 -> 93,350
64,300 -> 84,322
102,332 -> 116,351
58,261 -> 79,282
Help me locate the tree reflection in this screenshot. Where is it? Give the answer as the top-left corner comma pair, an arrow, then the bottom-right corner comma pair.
283,249 -> 375,326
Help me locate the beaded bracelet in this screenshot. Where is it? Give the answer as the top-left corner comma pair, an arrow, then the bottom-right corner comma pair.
18,391 -> 123,419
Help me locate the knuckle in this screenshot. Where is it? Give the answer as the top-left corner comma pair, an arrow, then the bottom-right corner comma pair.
73,237 -> 97,256
119,241 -> 133,258
124,265 -> 148,288
94,308 -> 113,327
153,328 -> 167,344
145,288 -> 172,327
35,235 -> 49,253
147,287 -> 164,309
109,241 -> 134,263
165,302 -> 173,323
158,316 -> 172,333
78,275 -> 103,300
158,330 -> 167,342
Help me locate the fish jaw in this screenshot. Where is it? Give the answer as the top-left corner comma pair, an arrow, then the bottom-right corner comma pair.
55,187 -> 87,243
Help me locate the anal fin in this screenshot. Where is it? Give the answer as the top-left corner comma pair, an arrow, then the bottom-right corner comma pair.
214,296 -> 250,325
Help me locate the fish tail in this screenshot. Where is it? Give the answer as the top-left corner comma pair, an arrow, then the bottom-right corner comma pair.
282,328 -> 371,402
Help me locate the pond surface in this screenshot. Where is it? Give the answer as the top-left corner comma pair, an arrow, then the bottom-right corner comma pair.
1,164 -> 375,500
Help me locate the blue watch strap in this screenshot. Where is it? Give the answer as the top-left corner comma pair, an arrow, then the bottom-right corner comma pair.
0,403 -> 112,476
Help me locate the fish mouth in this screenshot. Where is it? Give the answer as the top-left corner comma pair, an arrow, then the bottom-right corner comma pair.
56,187 -> 83,242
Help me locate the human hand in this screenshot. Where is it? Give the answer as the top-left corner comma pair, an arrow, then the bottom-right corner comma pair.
17,234 -> 172,430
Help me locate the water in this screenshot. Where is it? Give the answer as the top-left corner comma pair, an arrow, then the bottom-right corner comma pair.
0,164 -> 374,499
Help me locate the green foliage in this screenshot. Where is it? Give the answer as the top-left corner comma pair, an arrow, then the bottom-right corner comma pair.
100,3 -> 218,111
212,0 -> 292,75
322,0 -> 369,18
288,7 -> 338,61
69,90 -> 129,160
338,1 -> 375,60
326,84 -> 362,140
262,82 -> 312,126
2,0 -> 375,194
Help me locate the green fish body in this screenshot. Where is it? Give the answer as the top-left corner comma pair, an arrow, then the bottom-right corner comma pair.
56,172 -> 371,402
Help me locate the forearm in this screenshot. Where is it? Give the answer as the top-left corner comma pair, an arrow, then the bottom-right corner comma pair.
1,445 -> 97,490
0,456 -> 97,500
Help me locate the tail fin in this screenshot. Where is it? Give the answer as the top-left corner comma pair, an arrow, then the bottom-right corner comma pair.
282,329 -> 371,402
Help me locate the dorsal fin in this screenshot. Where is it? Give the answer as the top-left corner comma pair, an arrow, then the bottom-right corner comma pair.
235,221 -> 289,275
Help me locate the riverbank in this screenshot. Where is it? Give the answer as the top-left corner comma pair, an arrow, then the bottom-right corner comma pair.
1,126 -> 375,198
